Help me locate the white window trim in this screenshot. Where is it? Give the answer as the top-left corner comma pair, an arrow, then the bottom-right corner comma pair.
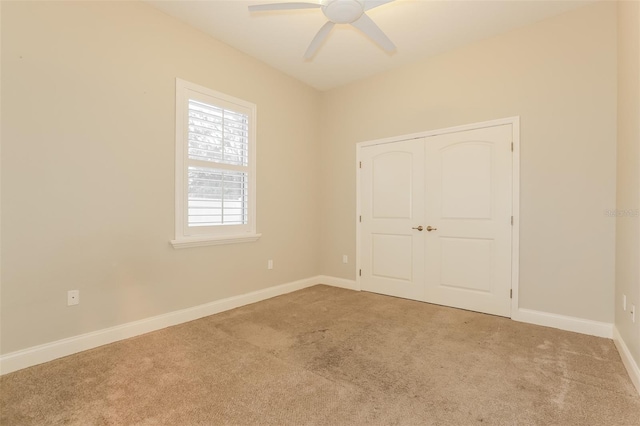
171,78 -> 260,249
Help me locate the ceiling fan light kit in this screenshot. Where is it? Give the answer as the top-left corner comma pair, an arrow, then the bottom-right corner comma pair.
324,0 -> 364,24
248,0 -> 396,60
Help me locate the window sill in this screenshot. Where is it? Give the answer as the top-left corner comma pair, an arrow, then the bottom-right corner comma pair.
170,233 -> 262,249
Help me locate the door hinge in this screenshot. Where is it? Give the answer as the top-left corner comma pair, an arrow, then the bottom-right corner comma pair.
359,161 -> 362,168
510,289 -> 513,299
359,215 -> 362,223
359,269 -> 362,276
511,142 -> 514,152
511,216 -> 513,225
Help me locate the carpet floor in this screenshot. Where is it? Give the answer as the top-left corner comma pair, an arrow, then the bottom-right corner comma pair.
1,285 -> 639,425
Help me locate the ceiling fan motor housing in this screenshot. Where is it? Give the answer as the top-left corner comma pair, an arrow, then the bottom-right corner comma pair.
323,0 -> 364,24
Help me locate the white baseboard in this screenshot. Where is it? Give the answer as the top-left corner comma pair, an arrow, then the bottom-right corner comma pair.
0,276 -> 322,376
0,278 -> 624,379
613,326 -> 640,395
512,308 -> 613,338
316,275 -> 359,291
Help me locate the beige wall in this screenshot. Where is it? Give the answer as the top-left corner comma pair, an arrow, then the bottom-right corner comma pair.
0,1 -> 321,354
0,0 -> 628,356
319,1 -> 618,322
616,0 -> 640,367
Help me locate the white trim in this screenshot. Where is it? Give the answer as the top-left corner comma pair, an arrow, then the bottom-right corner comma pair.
357,116 -> 521,148
355,146 -> 363,291
355,117 -> 520,317
0,275 -> 633,394
613,326 -> 640,395
174,79 -> 184,244
316,275 -> 359,291
0,272 -> 622,376
173,78 -> 258,246
510,118 -> 521,317
171,233 -> 261,249
0,276 -> 319,375
512,308 -> 613,338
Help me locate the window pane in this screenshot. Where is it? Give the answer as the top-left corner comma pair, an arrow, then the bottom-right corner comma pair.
188,100 -> 248,166
187,167 -> 248,227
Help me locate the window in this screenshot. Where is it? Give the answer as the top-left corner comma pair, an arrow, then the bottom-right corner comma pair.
171,79 -> 260,248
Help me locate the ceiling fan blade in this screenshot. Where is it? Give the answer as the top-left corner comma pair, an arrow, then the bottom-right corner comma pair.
350,13 -> 395,53
304,21 -> 335,59
363,0 -> 395,12
248,2 -> 322,12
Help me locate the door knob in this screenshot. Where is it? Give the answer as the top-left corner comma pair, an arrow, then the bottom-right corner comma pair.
412,226 -> 423,231
426,226 -> 437,232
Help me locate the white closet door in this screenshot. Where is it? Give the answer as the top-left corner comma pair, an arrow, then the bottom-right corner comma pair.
423,125 -> 513,317
358,124 -> 513,317
360,139 -> 426,301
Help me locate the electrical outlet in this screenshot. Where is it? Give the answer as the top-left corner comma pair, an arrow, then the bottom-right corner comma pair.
267,259 -> 273,270
623,294 -> 627,311
67,290 -> 79,306
342,255 -> 348,264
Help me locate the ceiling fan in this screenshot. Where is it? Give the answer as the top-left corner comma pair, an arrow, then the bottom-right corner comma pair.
248,0 -> 396,59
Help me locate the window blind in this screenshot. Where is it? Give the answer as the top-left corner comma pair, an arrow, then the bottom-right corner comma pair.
187,100 -> 249,166
186,99 -> 250,227
187,167 -> 248,226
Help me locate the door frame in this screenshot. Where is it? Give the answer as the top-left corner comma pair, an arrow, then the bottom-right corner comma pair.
355,116 -> 521,318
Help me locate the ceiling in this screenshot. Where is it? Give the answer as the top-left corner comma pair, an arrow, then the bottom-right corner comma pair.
146,0 -> 594,91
